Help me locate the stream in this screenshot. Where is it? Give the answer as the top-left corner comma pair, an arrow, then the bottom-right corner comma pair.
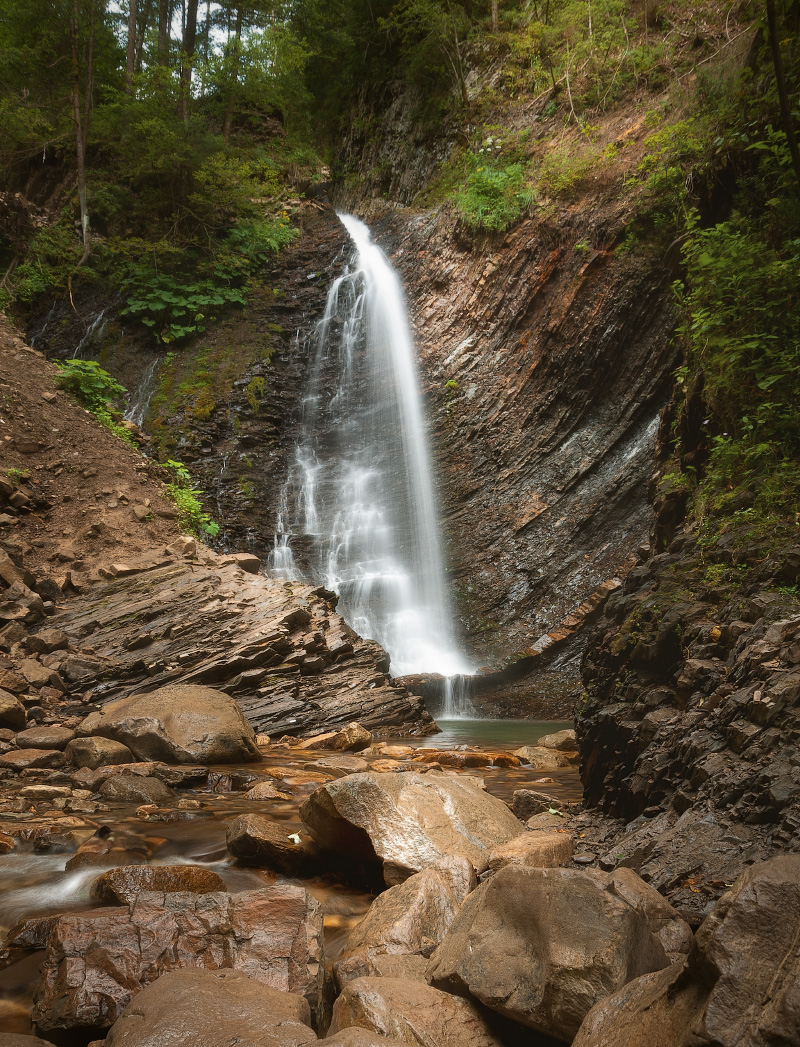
0,722 -> 577,1036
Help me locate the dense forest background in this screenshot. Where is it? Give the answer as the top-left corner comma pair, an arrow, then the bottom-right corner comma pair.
0,0 -> 799,565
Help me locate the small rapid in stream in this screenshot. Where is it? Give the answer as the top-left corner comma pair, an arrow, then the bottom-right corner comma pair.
268,215 -> 471,686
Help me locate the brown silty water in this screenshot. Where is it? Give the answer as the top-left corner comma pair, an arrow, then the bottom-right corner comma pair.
0,721 -> 579,1037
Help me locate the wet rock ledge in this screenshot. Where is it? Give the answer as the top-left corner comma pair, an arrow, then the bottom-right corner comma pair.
0,537 -> 433,741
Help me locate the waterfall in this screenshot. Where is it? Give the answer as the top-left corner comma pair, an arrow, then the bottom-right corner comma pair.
124,358 -> 160,427
270,214 -> 471,682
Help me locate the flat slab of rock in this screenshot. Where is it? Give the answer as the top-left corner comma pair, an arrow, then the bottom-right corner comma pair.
427,866 -> 671,1041
31,884 -> 324,1034
329,977 -> 505,1047
103,968 -> 316,1047
300,772 -> 523,886
90,865 -> 227,904
99,775 -> 176,805
76,683 -> 261,764
0,748 -> 65,771
295,723 -> 371,753
14,725 -> 75,750
334,856 -> 475,988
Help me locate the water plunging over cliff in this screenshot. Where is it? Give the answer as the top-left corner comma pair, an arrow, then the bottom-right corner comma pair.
269,215 -> 471,681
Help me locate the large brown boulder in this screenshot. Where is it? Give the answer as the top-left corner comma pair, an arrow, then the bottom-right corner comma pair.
329,977 -> 505,1047
300,772 -> 522,886
573,855 -> 800,1047
102,968 -> 317,1047
76,684 -> 261,764
334,856 -> 475,988
427,866 -> 671,1041
31,885 -> 324,1035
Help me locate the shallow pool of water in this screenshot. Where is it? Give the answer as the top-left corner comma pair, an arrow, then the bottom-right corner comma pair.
418,718 -> 573,749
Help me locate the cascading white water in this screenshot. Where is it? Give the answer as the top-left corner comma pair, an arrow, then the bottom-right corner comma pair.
270,214 -> 471,681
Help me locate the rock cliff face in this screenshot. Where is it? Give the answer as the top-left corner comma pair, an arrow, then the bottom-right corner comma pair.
26,197 -> 679,706
575,510 -> 800,917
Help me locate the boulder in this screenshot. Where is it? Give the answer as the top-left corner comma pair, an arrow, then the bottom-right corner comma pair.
76,684 -> 261,764
15,725 -> 75,750
571,962 -> 706,1047
99,775 -> 176,805
334,856 -> 475,988
66,736 -> 135,769
32,884 -> 324,1035
0,689 -> 26,730
486,830 -> 574,872
0,748 -> 66,771
300,772 -> 523,886
90,865 -> 227,904
102,968 -> 316,1047
330,978 -> 504,1047
227,814 -> 320,875
513,746 -> 578,770
427,866 -> 670,1041
574,855 -> 800,1047
536,729 -> 577,750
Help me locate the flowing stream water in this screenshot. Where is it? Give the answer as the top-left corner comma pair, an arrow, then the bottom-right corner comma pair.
268,215 -> 472,686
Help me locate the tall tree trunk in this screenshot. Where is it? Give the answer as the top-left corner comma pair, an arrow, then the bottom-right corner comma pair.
125,0 -> 138,93
134,0 -> 153,72
69,0 -> 91,268
491,0 -> 498,31
200,0 -> 211,96
766,0 -> 800,190
157,0 -> 170,65
179,0 -> 199,118
222,4 -> 243,140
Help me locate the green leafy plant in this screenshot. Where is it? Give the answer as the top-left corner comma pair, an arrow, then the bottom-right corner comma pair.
454,155 -> 535,231
161,458 -> 220,538
54,359 -> 137,446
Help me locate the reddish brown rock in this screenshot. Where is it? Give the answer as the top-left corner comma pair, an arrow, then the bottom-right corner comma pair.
300,771 -> 523,886
428,866 -> 670,1041
90,865 -> 227,904
76,683 -> 261,764
226,814 -> 319,874
0,748 -> 65,772
15,725 -> 75,750
31,885 -> 324,1034
487,830 -> 574,872
329,977 -> 504,1047
334,856 -> 475,988
102,968 -> 316,1047
66,736 -> 135,769
0,688 -> 26,730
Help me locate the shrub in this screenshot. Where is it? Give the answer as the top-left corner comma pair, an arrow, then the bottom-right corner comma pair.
161,458 -> 220,538
454,156 -> 535,231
